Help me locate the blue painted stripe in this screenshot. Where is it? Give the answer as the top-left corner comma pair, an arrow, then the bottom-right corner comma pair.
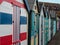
0,12 -> 27,24
0,12 -> 12,24
20,16 -> 27,24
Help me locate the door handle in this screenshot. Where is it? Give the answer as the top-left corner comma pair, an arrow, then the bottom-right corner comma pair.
35,31 -> 37,32
12,21 -> 14,23
34,21 -> 35,25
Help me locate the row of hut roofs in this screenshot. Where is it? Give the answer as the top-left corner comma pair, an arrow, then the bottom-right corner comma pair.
0,0 -> 60,17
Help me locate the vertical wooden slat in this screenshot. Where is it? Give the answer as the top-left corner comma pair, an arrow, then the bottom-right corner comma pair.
13,6 -> 20,45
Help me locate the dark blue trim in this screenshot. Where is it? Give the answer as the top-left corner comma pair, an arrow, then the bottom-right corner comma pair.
20,16 -> 27,24
0,12 -> 27,24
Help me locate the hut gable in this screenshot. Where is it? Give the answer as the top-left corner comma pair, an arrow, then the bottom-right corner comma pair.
27,0 -> 35,10
24,0 -> 35,11
40,7 -> 44,16
32,0 -> 38,13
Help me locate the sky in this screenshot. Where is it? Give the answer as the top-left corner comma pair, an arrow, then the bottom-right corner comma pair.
38,0 -> 60,4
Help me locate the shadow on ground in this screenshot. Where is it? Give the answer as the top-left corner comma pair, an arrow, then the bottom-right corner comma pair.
48,31 -> 60,45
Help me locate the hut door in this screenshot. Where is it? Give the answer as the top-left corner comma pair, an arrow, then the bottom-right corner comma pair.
44,18 -> 49,45
31,11 -> 35,45
13,6 -> 20,45
31,11 -> 39,45
34,15 -> 39,45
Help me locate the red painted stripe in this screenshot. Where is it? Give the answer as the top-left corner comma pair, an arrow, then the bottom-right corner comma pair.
0,32 -> 27,45
20,32 -> 27,41
0,0 -> 3,4
0,35 -> 12,45
13,1 -> 26,8
0,0 -> 26,8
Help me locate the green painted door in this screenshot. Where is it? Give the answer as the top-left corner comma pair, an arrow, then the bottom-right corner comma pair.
31,11 -> 35,45
34,15 -> 39,45
44,18 -> 49,45
31,11 -> 39,45
53,20 -> 56,36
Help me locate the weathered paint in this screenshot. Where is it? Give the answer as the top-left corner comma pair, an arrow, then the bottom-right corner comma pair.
31,11 -> 35,45
36,35 -> 38,45
35,15 -> 39,45
31,36 -> 34,45
53,20 -> 56,36
44,18 -> 49,45
31,11 -> 39,45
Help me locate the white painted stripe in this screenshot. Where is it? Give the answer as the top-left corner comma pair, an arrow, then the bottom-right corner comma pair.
21,8 -> 28,17
0,1 -> 13,14
21,40 -> 27,45
20,25 -> 27,33
0,25 -> 13,37
0,25 -> 28,36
